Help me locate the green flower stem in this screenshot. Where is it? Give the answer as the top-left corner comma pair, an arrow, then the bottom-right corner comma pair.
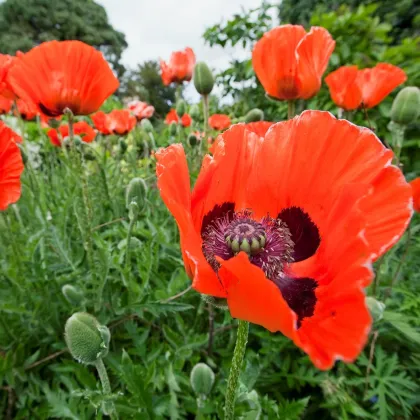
224,320 -> 249,420
124,213 -> 137,280
287,100 -> 296,119
202,94 -> 209,155
389,121 -> 406,166
94,359 -> 118,419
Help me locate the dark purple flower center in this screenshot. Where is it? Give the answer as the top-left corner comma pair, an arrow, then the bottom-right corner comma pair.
201,203 -> 321,327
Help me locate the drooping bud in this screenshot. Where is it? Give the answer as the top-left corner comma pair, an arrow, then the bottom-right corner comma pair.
391,86 -> 420,125
244,108 -> 264,123
126,177 -> 148,211
62,284 -> 84,306
193,62 -> 214,96
169,121 -> 177,135
366,297 -> 386,322
141,118 -> 154,133
128,201 -> 139,221
190,104 -> 200,120
190,363 -> 215,397
188,133 -> 198,146
176,100 -> 187,117
64,312 -> 110,365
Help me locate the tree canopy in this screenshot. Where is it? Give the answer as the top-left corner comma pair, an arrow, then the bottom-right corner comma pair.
0,0 -> 127,76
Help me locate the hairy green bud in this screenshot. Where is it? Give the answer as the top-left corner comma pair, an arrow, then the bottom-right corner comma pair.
244,108 -> 264,123
141,118 -> 154,133
188,134 -> 198,146
176,99 -> 187,117
126,177 -> 148,211
391,86 -> 420,125
190,104 -> 200,120
366,297 -> 386,323
64,312 -> 110,364
193,62 -> 214,96
62,284 -> 84,306
169,121 -> 178,135
190,363 -> 215,396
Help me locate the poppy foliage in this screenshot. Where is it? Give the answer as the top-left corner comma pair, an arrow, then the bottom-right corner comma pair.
0,122 -> 24,211
160,47 -> 196,86
156,111 -> 412,369
253,25 -> 335,101
7,41 -> 119,118
325,63 -> 407,110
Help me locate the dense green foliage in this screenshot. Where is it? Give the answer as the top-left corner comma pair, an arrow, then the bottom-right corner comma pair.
0,0 -> 127,76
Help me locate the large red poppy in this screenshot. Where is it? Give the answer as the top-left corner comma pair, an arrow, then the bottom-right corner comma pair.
0,122 -> 24,210
208,114 -> 231,131
155,111 -> 412,369
7,41 -> 119,117
91,110 -> 136,135
253,25 -> 335,101
47,121 -> 96,147
325,63 -> 407,110
128,100 -> 155,120
160,47 -> 196,86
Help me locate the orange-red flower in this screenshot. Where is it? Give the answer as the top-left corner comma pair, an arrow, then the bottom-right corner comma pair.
0,95 -> 12,114
91,110 -> 136,135
244,121 -> 275,137
0,121 -> 24,210
15,98 -> 38,121
160,47 -> 196,86
47,121 -> 96,146
155,111 -> 412,369
0,54 -> 14,97
164,109 -> 192,127
253,25 -> 335,101
325,64 -> 407,110
7,40 -> 119,118
181,113 -> 192,128
410,178 -> 420,213
208,114 -> 231,131
128,100 -> 155,120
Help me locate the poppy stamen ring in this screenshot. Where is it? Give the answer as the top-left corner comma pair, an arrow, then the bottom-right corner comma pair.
225,218 -> 266,255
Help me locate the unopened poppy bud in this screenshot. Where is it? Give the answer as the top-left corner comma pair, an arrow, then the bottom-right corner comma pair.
193,62 -> 214,96
201,295 -> 228,310
72,135 -> 82,146
48,118 -> 61,129
190,363 -> 215,397
366,297 -> 386,322
169,121 -> 177,135
391,86 -> 420,125
190,104 -> 200,120
126,177 -> 148,210
83,150 -> 96,161
128,201 -> 139,221
141,118 -> 154,133
188,134 -> 198,146
119,139 -> 127,154
244,108 -> 264,123
62,284 -> 84,306
64,312 -> 110,365
176,100 -> 187,117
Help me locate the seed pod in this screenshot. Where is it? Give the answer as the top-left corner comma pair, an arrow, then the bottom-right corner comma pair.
244,108 -> 264,123
176,100 -> 187,118
141,118 -> 154,133
62,284 -> 84,306
190,104 -> 200,120
366,297 -> 386,323
169,121 -> 177,136
193,62 -> 214,96
190,363 -> 215,396
64,312 -> 110,364
391,86 -> 420,125
126,177 -> 148,210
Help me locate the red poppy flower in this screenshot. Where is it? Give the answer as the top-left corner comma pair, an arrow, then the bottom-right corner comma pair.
208,114 -> 231,131
160,47 -> 196,86
7,40 -> 119,118
0,54 -> 14,97
181,113 -> 192,128
128,100 -> 155,120
325,63 -> 407,110
15,98 -> 38,121
155,111 -> 412,369
165,109 -> 179,125
253,25 -> 335,101
91,110 -> 136,135
410,178 -> 420,213
48,121 -> 96,146
244,121 -> 275,137
0,95 -> 12,114
0,122 -> 24,210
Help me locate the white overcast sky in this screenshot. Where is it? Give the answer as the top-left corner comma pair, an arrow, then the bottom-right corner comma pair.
97,0 -> 278,102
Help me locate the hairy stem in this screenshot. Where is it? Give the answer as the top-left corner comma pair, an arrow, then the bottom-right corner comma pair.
287,100 -> 296,119
94,359 -> 118,419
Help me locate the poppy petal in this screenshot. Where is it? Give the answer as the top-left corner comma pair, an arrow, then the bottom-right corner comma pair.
410,177 -> 420,212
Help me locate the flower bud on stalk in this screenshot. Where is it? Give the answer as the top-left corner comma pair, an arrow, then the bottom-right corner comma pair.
366,297 -> 386,323
62,284 -> 84,306
193,62 -> 214,96
391,86 -> 420,125
176,99 -> 187,117
126,177 -> 148,212
191,363 -> 215,397
190,104 -> 200,120
244,108 -> 264,123
169,121 -> 177,135
188,133 -> 198,146
141,118 -> 154,133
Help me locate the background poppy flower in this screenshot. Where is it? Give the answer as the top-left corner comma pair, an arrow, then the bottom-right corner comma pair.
155,111 -> 412,369
48,121 -> 96,146
208,114 -> 231,131
164,109 -> 179,125
181,113 -> 192,128
410,178 -> 420,212
15,99 -> 38,121
325,63 -> 407,110
253,25 -> 335,101
92,110 -> 136,136
128,100 -> 155,120
7,40 -> 119,117
0,121 -> 24,210
160,47 -> 196,86
91,111 -> 112,135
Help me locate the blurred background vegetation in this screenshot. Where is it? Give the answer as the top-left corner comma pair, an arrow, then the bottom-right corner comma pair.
1,0 -> 420,419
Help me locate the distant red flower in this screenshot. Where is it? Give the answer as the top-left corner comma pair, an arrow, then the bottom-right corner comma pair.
165,109 -> 179,125
160,47 -> 196,86
92,110 -> 136,135
181,113 -> 192,127
325,64 -> 407,110
253,25 -> 335,101
15,99 -> 38,121
48,121 -> 96,146
0,121 -> 24,210
128,100 -> 155,120
7,40 -> 119,117
156,111 -> 412,369
410,178 -> 420,213
0,95 -> 12,114
208,114 -> 231,131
